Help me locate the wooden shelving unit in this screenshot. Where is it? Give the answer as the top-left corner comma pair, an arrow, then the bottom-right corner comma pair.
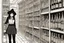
18,0 -> 64,43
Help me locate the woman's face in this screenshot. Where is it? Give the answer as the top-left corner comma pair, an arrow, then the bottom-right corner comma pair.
10,13 -> 13,17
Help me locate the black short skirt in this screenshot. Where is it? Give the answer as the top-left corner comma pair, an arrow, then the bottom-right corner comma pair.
6,24 -> 17,34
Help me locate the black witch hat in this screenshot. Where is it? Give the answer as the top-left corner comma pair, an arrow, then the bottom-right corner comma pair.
7,9 -> 16,16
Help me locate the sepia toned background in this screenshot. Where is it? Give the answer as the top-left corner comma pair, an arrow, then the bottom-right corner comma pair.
2,0 -> 64,43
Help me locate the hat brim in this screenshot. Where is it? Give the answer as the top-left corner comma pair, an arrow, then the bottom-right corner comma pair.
7,9 -> 16,15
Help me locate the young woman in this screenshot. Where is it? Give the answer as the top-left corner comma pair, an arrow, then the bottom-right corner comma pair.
5,9 -> 17,43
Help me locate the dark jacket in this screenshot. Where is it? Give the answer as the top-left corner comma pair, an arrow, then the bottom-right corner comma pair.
5,9 -> 17,34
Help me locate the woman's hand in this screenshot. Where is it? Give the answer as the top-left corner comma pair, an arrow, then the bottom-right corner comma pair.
4,32 -> 6,35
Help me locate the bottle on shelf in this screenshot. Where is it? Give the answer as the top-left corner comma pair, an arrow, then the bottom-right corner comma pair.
63,0 -> 64,6
55,33 -> 58,43
61,34 -> 64,43
59,2 -> 63,8
51,0 -> 63,10
55,3 -> 59,8
57,33 -> 61,43
58,0 -> 62,3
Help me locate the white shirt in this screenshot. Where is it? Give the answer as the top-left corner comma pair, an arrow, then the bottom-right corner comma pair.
9,19 -> 15,24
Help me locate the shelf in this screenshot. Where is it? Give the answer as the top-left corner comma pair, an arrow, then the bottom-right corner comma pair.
26,30 -> 40,39
26,26 -> 64,42
28,25 -> 40,29
26,26 -> 64,43
26,19 -> 40,21
41,27 -> 64,34
27,25 -> 64,34
41,8 -> 64,15
51,29 -> 64,34
51,8 -> 64,13
26,27 -> 49,43
25,29 -> 45,42
3,4 -> 9,6
34,26 -> 40,29
28,26 -> 48,30
3,15 -> 8,18
41,12 -> 49,15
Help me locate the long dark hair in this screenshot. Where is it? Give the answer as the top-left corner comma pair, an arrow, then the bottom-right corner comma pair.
5,9 -> 16,27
